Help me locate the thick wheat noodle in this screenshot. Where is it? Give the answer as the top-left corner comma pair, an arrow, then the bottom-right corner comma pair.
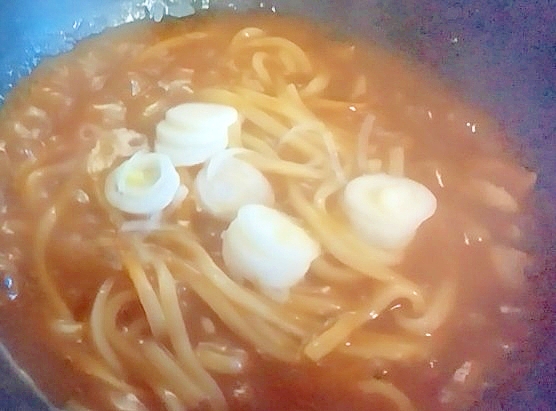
122,356 -> 181,410
283,83 -> 322,120
183,236 -> 318,335
367,158 -> 383,173
300,71 -> 331,97
287,292 -> 343,316
120,247 -> 167,339
34,206 -> 69,317
92,280 -> 202,405
317,129 -> 348,183
103,292 -> 151,366
50,318 -> 83,336
285,84 -> 358,162
244,314 -> 302,356
278,49 -> 298,73
196,88 -> 248,109
90,277 -> 124,375
304,283 -> 425,361
468,178 -> 520,213
141,341 -> 207,408
394,216 -> 459,335
104,289 -> 141,337
251,52 -> 273,87
279,126 -> 329,164
163,388 -> 192,411
238,150 -> 325,179
158,389 -> 183,411
308,124 -> 347,183
310,256 -> 365,284
32,172 -> 87,320
351,74 -> 367,99
278,124 -> 348,180
278,119 -> 347,182
23,158 -> 80,208
388,146 -> 405,177
239,105 -> 292,138
167,257 -> 301,362
125,316 -> 150,338
288,183 -> 404,271
234,36 -> 312,74
198,88 -> 290,138
312,176 -> 345,211
339,331 -> 431,361
160,248 -> 302,355
67,348 -> 137,395
240,72 -> 266,93
240,131 -> 279,157
227,121 -> 243,148
102,292 -> 201,409
99,289 -> 142,366
395,277 -> 457,335
151,229 -> 314,337
305,310 -> 377,361
151,258 -> 226,411
235,86 -> 315,124
228,27 -> 266,49
195,344 -> 247,375
12,156 -> 41,194
136,32 -> 208,62
358,379 -> 416,411
357,114 -> 375,172
93,291 -> 179,408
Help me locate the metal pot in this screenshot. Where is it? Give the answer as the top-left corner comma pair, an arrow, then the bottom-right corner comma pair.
0,1 -> 554,409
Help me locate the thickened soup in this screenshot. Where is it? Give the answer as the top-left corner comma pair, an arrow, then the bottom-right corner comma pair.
0,12 -> 543,411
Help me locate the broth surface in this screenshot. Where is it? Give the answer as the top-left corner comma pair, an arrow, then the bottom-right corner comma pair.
0,12 -> 543,411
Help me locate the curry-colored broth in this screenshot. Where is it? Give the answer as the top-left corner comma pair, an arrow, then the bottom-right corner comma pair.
0,12 -> 540,411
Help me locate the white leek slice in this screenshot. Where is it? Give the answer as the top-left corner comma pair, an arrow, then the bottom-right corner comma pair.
155,138 -> 227,168
222,204 -> 320,292
155,102 -> 239,166
342,173 -> 437,250
104,151 -> 182,215
195,149 -> 275,221
156,121 -> 229,147
165,103 -> 238,130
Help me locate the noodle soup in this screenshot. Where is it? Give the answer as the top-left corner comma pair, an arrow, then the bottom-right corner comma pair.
0,12 -> 541,411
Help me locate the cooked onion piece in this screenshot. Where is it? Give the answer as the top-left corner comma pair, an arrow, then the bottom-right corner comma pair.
194,149 -> 275,221
104,151 -> 182,215
87,128 -> 149,175
221,204 -> 320,293
155,103 -> 239,166
342,173 -> 437,250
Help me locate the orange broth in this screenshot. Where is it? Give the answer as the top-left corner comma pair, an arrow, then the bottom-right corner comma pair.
0,12 -> 543,411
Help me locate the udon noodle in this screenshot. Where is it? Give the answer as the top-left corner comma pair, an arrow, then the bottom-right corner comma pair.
0,12 -> 539,411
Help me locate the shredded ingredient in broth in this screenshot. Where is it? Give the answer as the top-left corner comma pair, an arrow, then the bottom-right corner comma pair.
0,12 -> 540,411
